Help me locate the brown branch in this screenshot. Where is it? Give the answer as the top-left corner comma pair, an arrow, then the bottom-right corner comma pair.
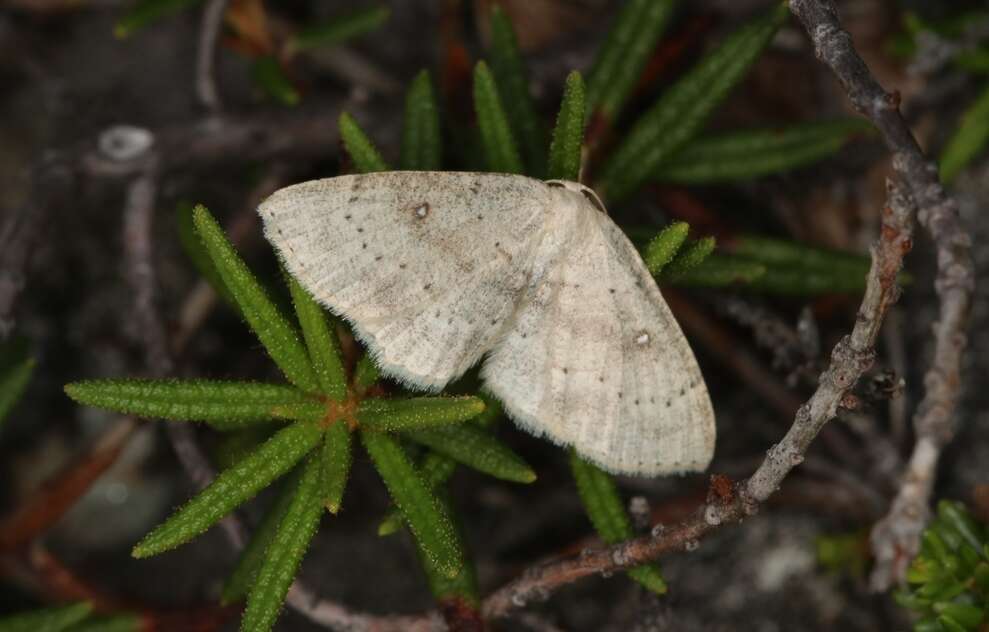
284,583 -> 444,632
122,163 -> 172,377
164,421 -> 252,552
868,207 -> 972,586
868,168 -> 972,587
778,0 -> 974,591
0,544 -> 238,631
718,297 -> 817,380
299,45 -> 404,96
119,157 -> 254,546
482,179 -> 914,619
195,0 -> 230,112
70,101 -> 384,179
0,417 -> 138,551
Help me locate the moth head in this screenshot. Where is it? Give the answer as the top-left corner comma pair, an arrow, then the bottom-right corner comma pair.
545,180 -> 609,215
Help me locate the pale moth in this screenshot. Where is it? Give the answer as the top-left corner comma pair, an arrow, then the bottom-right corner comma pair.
259,172 -> 715,476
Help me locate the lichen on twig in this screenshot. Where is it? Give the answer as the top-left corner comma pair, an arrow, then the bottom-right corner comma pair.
783,0 -> 974,591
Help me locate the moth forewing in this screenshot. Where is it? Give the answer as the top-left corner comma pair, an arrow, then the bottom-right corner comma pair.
259,172 -> 715,476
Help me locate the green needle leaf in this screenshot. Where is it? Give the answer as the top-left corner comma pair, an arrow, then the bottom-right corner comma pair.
269,400 -> 326,424
489,5 -> 546,175
639,227 -> 874,293
400,70 -> 443,171
114,0 -> 203,38
242,453 -> 324,632
473,61 -> 524,174
287,275 -> 347,401
473,391 -> 504,428
937,500 -> 987,558
936,604 -> 984,631
222,470 -> 302,604
729,235 -> 871,274
352,352 -> 381,393
0,338 -> 34,427
423,557 -> 480,610
361,431 -> 464,577
378,452 -> 457,536
665,253 -> 766,288
957,48 -> 989,74
940,81 -> 989,183
64,379 -> 312,430
321,421 -> 352,513
597,3 -> 789,202
643,222 -> 689,276
403,423 -> 536,483
377,512 -> 402,537
288,6 -> 390,54
627,564 -> 670,594
569,452 -> 666,594
747,265 -> 870,295
661,236 -> 716,282
357,396 -> 485,431
0,602 -> 93,632
584,0 -> 678,121
922,529 -> 951,567
547,71 -> 587,181
193,205 -> 320,392
176,201 -> 236,307
417,500 -> 480,607
133,422 -> 321,558
251,56 -> 301,106
656,119 -> 874,184
213,427 -> 276,472
68,614 -> 141,632
339,112 -> 390,173
421,452 -> 459,484
569,453 -> 629,540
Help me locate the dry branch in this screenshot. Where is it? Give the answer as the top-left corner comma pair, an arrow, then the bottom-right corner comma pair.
196,0 -> 230,112
482,176 -> 915,618
284,582 -> 444,632
72,102 -> 364,178
784,0 -> 974,591
122,163 -> 171,377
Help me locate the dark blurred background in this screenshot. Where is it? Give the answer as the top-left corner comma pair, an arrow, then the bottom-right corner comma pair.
1,1 -> 988,630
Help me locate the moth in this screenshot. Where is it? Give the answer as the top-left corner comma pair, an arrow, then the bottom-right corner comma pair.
259,172 -> 715,476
